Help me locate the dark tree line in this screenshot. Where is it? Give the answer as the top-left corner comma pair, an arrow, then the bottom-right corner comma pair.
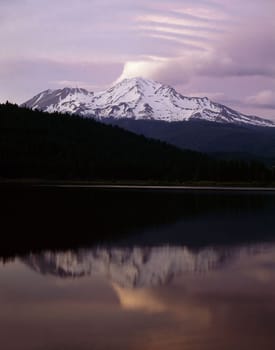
0,102 -> 273,183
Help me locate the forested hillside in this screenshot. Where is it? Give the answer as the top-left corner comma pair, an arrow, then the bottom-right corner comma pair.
0,103 -> 272,183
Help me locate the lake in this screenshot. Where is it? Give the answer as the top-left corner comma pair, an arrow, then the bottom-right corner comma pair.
1,185 -> 275,350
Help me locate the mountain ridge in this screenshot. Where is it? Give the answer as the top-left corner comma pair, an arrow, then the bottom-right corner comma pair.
22,77 -> 275,128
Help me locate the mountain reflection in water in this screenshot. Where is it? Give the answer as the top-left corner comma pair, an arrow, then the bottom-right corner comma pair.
1,188 -> 275,349
23,245 -> 268,288
1,243 -> 275,350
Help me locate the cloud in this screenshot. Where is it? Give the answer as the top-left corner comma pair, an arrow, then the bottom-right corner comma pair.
117,1 -> 275,87
0,0 -> 232,64
246,90 -> 275,109
119,18 -> 275,85
0,59 -> 123,103
117,60 -> 166,82
1,0 -> 274,122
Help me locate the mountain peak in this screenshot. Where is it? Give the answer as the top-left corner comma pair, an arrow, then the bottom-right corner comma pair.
22,78 -> 275,127
119,76 -> 159,86
60,87 -> 92,94
106,77 -> 162,99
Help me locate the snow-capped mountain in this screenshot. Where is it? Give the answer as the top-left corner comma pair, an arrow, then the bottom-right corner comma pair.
22,78 -> 275,127
22,245 -> 268,288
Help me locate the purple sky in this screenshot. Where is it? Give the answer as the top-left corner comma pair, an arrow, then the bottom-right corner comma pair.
1,0 -> 275,119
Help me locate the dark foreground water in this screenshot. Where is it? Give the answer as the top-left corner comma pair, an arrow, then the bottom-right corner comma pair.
1,186 -> 275,350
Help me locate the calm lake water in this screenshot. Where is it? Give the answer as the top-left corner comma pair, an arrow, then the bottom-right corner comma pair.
1,186 -> 275,350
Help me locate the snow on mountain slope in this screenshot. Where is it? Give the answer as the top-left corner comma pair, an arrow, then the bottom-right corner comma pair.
22,78 -> 275,127
24,87 -> 94,115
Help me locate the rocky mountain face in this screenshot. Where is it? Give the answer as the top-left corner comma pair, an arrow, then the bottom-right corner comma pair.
22,78 -> 275,128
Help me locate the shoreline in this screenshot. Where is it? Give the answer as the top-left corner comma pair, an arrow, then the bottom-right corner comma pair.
55,184 -> 275,191
1,179 -> 275,191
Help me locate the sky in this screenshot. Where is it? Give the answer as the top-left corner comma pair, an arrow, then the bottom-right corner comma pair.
1,0 -> 275,119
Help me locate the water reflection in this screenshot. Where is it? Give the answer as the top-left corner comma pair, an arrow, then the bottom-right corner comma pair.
1,188 -> 275,349
2,187 -> 275,256
22,245 -> 267,288
1,243 -> 275,349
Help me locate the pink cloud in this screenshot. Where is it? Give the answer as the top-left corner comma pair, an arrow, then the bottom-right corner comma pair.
0,0 -> 274,119
246,90 -> 275,109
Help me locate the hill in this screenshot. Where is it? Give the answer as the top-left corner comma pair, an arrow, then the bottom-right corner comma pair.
0,102 -> 272,183
103,118 -> 275,163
